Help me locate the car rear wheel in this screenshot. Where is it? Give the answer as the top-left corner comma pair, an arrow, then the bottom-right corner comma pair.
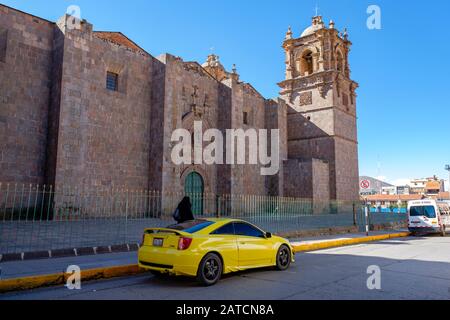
197,253 -> 222,286
276,245 -> 291,271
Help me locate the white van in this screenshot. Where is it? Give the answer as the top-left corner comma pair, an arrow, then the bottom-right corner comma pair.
408,199 -> 448,236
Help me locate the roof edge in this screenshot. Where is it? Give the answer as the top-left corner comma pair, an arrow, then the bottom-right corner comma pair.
0,3 -> 55,25
93,31 -> 151,57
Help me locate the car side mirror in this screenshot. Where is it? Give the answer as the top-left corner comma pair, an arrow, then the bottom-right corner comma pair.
266,232 -> 272,239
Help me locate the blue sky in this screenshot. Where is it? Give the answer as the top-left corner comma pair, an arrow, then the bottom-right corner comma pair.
2,0 -> 450,188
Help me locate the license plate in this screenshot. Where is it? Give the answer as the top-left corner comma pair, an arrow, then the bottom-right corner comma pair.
153,238 -> 164,247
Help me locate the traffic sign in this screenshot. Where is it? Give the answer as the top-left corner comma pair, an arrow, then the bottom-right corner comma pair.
360,180 -> 371,189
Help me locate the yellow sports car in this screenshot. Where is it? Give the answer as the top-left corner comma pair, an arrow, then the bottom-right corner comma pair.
138,218 -> 295,286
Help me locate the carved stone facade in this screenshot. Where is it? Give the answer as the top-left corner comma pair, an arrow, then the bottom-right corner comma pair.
0,5 -> 359,206
279,15 -> 360,202
299,92 -> 312,106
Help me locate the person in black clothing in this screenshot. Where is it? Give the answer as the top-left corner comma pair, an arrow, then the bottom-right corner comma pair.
174,196 -> 194,223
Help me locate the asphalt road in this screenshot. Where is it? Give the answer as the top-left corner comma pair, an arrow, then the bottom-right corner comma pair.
1,236 -> 450,300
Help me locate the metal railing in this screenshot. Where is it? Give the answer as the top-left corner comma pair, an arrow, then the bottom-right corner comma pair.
0,183 -> 407,255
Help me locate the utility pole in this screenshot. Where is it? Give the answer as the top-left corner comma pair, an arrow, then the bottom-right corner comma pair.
445,165 -> 450,194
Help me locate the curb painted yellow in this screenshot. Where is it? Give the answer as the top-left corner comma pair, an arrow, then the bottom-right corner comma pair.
0,264 -> 146,294
0,273 -> 64,293
291,232 -> 411,253
0,232 -> 410,294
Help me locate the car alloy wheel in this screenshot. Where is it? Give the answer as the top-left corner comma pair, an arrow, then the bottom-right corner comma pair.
197,253 -> 222,286
276,245 -> 291,271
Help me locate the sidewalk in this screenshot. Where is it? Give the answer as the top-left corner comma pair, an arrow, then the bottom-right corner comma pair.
0,251 -> 136,280
0,230 -> 409,281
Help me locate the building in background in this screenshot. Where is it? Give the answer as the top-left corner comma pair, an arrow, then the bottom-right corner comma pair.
409,176 -> 445,195
362,176 -> 450,212
396,185 -> 411,195
363,194 -> 422,212
381,186 -> 397,195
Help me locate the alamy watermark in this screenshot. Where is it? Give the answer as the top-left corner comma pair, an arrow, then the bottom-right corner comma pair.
367,265 -> 381,290
66,5 -> 82,30
65,265 -> 81,290
171,121 -> 280,176
367,5 -> 382,30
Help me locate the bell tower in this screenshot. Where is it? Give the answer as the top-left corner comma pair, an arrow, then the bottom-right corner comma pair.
279,16 -> 359,202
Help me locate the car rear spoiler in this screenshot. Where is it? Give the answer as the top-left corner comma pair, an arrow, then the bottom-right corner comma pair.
144,228 -> 191,237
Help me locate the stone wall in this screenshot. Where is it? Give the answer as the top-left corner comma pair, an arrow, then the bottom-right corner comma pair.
0,6 -> 54,185
157,55 -> 220,199
334,137 -> 359,202
265,98 -> 287,196
283,158 -> 330,213
239,84 -> 266,196
52,15 -> 153,191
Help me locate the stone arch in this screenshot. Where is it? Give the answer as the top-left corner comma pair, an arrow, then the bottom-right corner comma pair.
181,111 -> 213,132
180,166 -> 212,194
336,49 -> 344,73
182,112 -> 213,161
183,171 -> 205,215
295,46 -> 319,77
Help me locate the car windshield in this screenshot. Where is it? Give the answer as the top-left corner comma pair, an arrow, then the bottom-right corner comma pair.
409,206 -> 436,218
166,220 -> 215,234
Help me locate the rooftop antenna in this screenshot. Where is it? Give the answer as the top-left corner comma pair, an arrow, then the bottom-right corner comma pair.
315,3 -> 320,16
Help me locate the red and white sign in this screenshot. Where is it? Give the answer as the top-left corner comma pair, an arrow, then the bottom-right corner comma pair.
360,180 -> 371,189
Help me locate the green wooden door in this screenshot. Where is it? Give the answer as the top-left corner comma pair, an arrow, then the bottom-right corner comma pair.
184,172 -> 204,216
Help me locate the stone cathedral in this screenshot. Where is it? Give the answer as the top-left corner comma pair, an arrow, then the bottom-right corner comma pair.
0,4 -> 360,211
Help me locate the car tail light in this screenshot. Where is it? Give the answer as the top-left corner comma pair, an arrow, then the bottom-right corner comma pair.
178,237 -> 193,250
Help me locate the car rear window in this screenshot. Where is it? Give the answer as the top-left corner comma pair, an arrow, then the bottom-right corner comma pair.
410,206 -> 436,218
166,220 -> 215,234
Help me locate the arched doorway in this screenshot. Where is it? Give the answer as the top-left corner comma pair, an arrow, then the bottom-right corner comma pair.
184,171 -> 204,216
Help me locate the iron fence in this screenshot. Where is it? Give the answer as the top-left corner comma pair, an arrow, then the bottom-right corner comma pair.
0,183 -> 407,255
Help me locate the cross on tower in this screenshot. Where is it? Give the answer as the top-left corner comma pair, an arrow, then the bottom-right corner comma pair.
314,4 -> 320,17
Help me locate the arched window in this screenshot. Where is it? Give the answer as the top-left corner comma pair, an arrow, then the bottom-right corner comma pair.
297,50 -> 314,76
337,51 -> 344,73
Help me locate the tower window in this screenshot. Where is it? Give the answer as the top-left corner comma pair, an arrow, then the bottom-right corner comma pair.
299,50 -> 313,76
243,112 -> 249,125
106,72 -> 119,91
337,51 -> 344,73
0,29 -> 7,63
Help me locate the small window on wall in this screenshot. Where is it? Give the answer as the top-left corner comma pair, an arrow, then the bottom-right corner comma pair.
243,112 -> 249,125
0,29 -> 8,63
106,71 -> 119,91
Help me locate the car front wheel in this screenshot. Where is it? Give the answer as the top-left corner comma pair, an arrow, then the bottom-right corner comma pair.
197,253 -> 222,286
276,245 -> 291,271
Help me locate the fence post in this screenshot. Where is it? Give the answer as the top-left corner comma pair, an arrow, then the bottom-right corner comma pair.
125,190 -> 129,244
365,205 -> 369,236
353,203 -> 357,226
216,195 -> 221,218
